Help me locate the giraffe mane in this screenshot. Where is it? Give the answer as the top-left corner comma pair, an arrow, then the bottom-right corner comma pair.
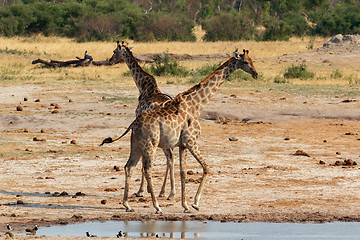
122,44 -> 157,84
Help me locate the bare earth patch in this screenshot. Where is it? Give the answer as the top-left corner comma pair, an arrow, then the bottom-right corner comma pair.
0,41 -> 360,239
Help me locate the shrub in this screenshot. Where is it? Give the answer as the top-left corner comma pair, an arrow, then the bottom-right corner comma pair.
283,64 -> 315,80
274,76 -> 289,84
148,13 -> 195,42
202,12 -> 256,41
331,69 -> 343,79
149,54 -> 188,77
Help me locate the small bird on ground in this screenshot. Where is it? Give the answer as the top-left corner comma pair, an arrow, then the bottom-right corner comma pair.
6,224 -> 12,231
116,230 -> 125,237
86,231 -> 97,237
25,225 -> 38,235
84,51 -> 93,60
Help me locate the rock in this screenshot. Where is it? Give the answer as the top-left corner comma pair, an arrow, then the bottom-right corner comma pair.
104,188 -> 117,192
229,137 -> 239,141
334,160 -> 343,166
319,160 -> 325,165
102,96 -> 107,100
101,199 -> 107,205
24,97 -> 28,101
51,109 -> 59,114
75,192 -> 85,196
59,191 -> 69,196
113,165 -> 121,171
72,214 -> 83,219
33,137 -> 40,141
16,200 -> 24,204
69,99 -> 73,102
16,105 -> 23,111
35,99 -> 40,102
293,150 -> 310,157
284,137 -> 290,141
70,140 -> 77,144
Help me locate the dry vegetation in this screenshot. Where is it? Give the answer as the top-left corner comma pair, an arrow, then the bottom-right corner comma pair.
1,35 -> 360,238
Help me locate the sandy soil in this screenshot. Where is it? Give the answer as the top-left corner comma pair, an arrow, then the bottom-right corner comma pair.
1,41 -> 360,239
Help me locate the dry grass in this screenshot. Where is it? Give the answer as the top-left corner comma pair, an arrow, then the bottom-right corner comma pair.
0,35 -> 358,91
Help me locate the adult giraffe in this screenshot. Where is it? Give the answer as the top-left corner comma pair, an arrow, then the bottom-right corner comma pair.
112,48 -> 258,213
104,41 -> 176,199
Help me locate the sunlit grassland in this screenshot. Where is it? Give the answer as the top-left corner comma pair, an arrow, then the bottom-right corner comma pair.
0,35 -> 359,97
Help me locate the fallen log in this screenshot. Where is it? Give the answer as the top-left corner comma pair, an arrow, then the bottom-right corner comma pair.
32,51 -> 93,68
32,51 -> 230,67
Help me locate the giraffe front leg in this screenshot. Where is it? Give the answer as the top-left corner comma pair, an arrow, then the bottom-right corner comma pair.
135,167 -> 145,197
161,148 -> 175,200
186,140 -> 209,211
179,146 -> 190,213
142,148 -> 163,214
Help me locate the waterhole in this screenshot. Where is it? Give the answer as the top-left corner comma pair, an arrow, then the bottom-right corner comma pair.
32,221 -> 360,239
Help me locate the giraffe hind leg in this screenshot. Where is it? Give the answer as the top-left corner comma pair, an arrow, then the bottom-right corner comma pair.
123,133 -> 142,212
185,139 -> 209,211
135,167 -> 145,197
159,148 -> 175,200
142,146 -> 163,214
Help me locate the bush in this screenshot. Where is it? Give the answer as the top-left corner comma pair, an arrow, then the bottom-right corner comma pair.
149,54 -> 188,77
202,12 -> 256,41
283,64 -> 315,79
148,13 -> 195,42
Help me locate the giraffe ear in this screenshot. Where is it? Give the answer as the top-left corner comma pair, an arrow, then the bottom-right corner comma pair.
246,50 -> 249,54
243,49 -> 246,54
116,40 -> 120,45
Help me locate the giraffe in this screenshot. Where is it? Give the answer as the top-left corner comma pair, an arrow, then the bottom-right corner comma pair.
117,48 -> 258,213
106,41 -> 176,199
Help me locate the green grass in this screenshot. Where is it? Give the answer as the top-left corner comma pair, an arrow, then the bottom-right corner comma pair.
101,96 -> 137,103
0,47 -> 35,55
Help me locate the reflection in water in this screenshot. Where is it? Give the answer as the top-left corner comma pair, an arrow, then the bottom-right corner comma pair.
34,220 -> 360,239
136,231 -> 200,238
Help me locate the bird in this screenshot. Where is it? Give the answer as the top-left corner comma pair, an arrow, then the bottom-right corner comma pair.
86,231 -> 97,237
25,225 -> 38,235
116,230 -> 125,237
6,224 -> 12,231
84,51 -> 93,60
156,233 -> 160,238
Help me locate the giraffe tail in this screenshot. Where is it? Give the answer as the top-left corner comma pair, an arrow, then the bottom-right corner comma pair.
99,120 -> 135,146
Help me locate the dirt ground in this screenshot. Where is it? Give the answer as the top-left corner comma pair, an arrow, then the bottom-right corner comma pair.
1,39 -> 360,239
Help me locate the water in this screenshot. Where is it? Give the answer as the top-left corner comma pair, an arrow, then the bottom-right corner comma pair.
34,221 -> 360,239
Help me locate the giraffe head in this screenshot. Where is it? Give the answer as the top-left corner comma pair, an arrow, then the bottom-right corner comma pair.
109,41 -> 130,63
233,49 -> 258,79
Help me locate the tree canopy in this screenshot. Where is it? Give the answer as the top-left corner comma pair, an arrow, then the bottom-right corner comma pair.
0,0 -> 359,41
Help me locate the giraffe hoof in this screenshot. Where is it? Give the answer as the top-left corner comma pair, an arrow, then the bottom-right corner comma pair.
135,193 -> 144,197
167,195 -> 174,200
158,193 -> 165,198
183,209 -> 191,213
126,209 -> 135,212
155,210 -> 163,215
191,204 -> 200,211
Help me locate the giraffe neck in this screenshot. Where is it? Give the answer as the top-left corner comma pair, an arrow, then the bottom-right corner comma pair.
179,57 -> 240,117
123,49 -> 160,95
